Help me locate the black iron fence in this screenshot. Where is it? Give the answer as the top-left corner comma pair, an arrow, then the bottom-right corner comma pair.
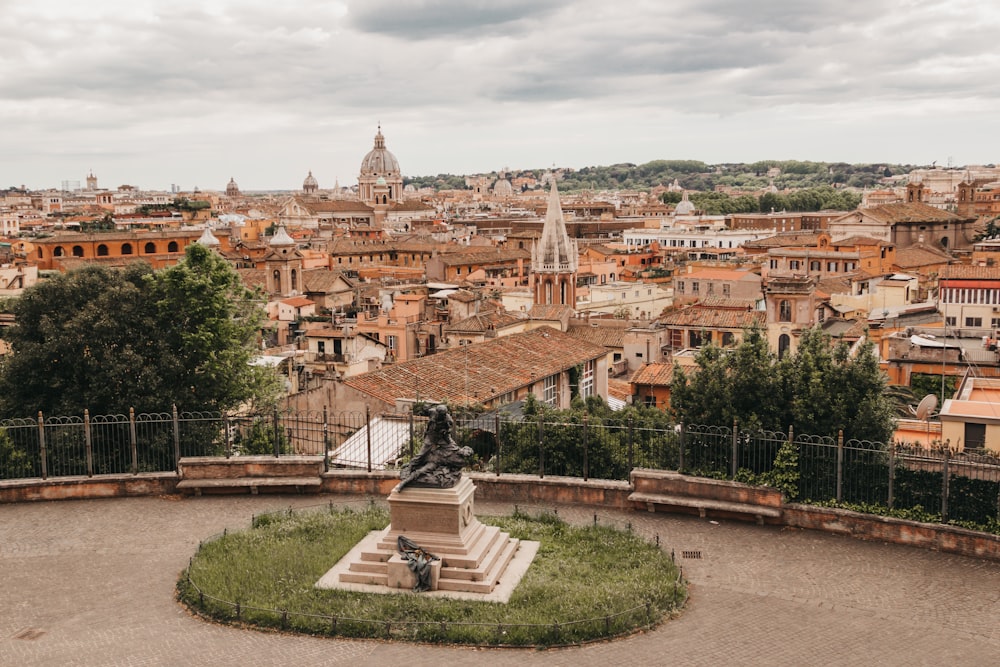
2,407 -> 999,529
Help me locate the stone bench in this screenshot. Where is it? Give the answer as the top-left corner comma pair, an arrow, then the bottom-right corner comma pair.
628,468 -> 783,525
176,456 -> 324,496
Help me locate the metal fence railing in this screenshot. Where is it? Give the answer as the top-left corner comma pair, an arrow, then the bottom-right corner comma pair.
2,407 -> 999,529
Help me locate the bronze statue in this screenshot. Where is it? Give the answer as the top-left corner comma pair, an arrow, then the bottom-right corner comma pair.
394,404 -> 472,492
396,535 -> 439,592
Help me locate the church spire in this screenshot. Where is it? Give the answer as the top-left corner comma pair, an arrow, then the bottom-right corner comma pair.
531,178 -> 578,307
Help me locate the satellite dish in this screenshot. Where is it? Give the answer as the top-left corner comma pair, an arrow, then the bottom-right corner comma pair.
915,394 -> 938,420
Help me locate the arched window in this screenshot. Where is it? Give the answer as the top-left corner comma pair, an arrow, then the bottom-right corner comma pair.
272,270 -> 281,293
144,242 -> 156,254
167,241 -> 179,253
290,269 -> 297,292
53,246 -> 65,257
97,244 -> 109,257
121,243 -> 133,255
778,334 -> 791,359
72,246 -> 84,257
779,300 -> 792,322
37,248 -> 43,259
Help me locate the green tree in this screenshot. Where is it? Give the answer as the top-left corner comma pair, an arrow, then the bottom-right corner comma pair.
672,326 -> 895,442
0,244 -> 280,417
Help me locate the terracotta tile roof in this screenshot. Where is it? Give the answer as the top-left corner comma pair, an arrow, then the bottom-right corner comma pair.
939,264 -> 1000,280
390,200 -> 435,212
607,378 -> 632,402
893,244 -> 952,269
445,311 -> 526,333
832,235 -> 891,247
698,296 -> 758,309
682,267 -> 760,282
742,232 -> 821,249
435,248 -> 531,266
281,296 -> 314,308
527,304 -> 575,321
629,362 -> 674,387
566,321 -> 628,348
658,305 -> 765,329
302,269 -> 353,293
237,268 -> 266,290
815,275 -> 853,296
862,202 -> 966,224
303,200 -> 374,214
344,326 -> 606,404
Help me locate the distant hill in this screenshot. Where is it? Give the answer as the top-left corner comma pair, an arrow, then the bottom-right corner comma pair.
405,159 -> 930,194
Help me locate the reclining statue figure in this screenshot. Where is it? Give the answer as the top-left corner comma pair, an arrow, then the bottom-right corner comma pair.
394,404 -> 472,492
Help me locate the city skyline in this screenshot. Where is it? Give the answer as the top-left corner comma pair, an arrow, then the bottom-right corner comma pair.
4,0 -> 999,192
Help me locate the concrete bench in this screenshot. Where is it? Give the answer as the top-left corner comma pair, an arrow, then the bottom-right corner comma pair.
175,477 -> 321,496
628,468 -> 783,525
176,456 -> 324,496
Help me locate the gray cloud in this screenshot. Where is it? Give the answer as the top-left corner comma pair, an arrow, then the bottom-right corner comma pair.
2,0 -> 1000,189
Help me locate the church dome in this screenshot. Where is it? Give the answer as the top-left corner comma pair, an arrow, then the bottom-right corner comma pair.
269,225 -> 296,247
226,177 -> 239,197
360,126 -> 401,176
303,171 -> 318,193
674,191 -> 695,215
493,178 -> 514,197
376,176 -> 387,186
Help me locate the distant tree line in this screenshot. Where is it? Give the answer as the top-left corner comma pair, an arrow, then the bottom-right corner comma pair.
660,186 -> 862,214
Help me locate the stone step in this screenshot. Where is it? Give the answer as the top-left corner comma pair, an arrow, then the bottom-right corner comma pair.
437,539 -> 520,593
441,532 -> 513,581
347,560 -> 386,574
339,571 -> 388,586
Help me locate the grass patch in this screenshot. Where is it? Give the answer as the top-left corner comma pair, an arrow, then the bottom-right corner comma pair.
177,505 -> 685,646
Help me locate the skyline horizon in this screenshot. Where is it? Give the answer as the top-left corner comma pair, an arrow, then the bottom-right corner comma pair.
7,150 -> 994,195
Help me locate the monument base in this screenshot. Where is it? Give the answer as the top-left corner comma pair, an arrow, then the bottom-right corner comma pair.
319,477 -> 532,598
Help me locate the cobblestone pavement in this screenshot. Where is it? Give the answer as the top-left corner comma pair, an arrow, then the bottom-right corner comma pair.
1,494 -> 998,666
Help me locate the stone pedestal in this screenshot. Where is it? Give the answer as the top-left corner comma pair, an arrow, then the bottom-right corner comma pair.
333,476 -> 524,595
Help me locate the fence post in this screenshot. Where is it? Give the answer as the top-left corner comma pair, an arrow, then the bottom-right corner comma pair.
788,425 -> 795,498
84,409 -> 93,477
365,404 -> 372,474
537,414 -> 544,479
627,415 -> 634,473
582,415 -> 589,481
678,422 -> 685,473
941,446 -> 950,523
836,430 -> 844,503
172,405 -> 181,471
887,441 -> 895,509
129,407 -> 138,474
272,408 -> 280,458
731,418 -> 738,480
37,411 -> 47,480
408,404 -> 415,458
323,405 -> 329,473
494,412 -> 501,477
224,414 -> 232,459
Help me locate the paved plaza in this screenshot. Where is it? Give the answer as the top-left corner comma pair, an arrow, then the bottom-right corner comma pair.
1,494 -> 998,666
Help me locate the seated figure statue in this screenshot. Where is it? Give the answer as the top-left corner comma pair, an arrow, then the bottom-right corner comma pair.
394,405 -> 472,492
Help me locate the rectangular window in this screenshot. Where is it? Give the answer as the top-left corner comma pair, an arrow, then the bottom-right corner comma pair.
676,281 -> 684,294
387,335 -> 397,351
692,282 -> 699,294
579,359 -> 595,398
769,259 -> 778,269
722,284 -> 731,296
543,374 -> 558,406
965,317 -> 983,327
946,316 -> 957,326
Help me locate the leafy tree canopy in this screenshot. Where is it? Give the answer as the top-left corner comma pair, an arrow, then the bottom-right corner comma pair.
0,244 -> 280,417
671,326 -> 895,442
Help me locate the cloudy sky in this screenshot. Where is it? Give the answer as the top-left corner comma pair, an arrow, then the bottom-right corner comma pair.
3,0 -> 999,191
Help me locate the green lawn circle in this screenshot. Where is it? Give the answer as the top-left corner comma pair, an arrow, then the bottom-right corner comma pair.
178,505 -> 686,647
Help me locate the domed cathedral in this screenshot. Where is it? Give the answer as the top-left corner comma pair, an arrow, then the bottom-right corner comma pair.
265,225 -> 304,297
226,177 -> 240,197
358,124 -> 403,206
302,171 -> 319,195
531,179 -> 578,308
